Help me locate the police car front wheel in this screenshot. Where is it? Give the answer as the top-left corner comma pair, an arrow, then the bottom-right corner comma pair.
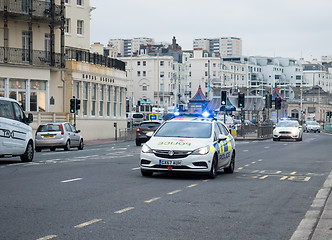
208,155 -> 218,179
141,169 -> 153,177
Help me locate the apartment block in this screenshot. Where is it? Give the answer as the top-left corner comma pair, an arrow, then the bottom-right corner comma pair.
193,37 -> 242,56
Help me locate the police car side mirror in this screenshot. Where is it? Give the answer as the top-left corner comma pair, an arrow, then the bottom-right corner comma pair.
218,134 -> 227,141
146,132 -> 153,137
27,113 -> 33,124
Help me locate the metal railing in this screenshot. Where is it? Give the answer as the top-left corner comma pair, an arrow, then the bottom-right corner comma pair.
0,47 -> 63,68
0,0 -> 62,23
235,124 -> 273,140
65,47 -> 125,71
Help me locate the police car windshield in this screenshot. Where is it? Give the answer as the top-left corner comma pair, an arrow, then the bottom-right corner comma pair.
277,121 -> 298,127
154,122 -> 212,138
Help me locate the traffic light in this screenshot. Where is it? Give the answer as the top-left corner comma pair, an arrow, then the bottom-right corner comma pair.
221,91 -> 227,106
70,98 -> 76,113
76,99 -> 81,111
238,93 -> 245,108
265,94 -> 272,108
327,111 -> 331,118
275,97 -> 281,110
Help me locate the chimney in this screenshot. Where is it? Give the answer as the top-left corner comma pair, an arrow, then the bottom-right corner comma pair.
172,36 -> 176,50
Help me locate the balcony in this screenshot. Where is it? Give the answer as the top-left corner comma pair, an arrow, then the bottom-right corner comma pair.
0,47 -> 63,68
65,47 -> 125,72
0,0 -> 63,25
154,91 -> 174,96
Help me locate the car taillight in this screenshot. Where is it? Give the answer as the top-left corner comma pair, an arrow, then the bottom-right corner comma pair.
60,124 -> 64,135
136,128 -> 140,132
36,125 -> 41,136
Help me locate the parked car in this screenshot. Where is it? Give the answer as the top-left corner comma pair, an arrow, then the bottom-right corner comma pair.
303,121 -> 321,133
35,122 -> 84,152
0,97 -> 34,162
136,120 -> 162,146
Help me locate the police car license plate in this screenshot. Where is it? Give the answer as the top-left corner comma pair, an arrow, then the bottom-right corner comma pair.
159,160 -> 181,166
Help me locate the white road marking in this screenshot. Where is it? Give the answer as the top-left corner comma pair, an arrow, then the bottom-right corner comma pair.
264,146 -> 270,149
61,178 -> 82,183
36,235 -> 57,240
132,167 -> 140,170
74,219 -> 102,228
168,190 -> 182,195
114,207 -> 135,214
144,197 -> 161,203
187,184 -> 198,188
243,150 -> 249,152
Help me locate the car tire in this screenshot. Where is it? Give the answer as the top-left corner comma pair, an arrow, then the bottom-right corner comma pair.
318,131 -> 320,133
273,138 -> 277,141
224,152 -> 235,174
141,169 -> 153,177
35,147 -> 41,152
20,141 -> 34,162
208,155 -> 218,179
136,140 -> 141,146
64,141 -> 70,151
78,140 -> 84,150
50,147 -> 56,151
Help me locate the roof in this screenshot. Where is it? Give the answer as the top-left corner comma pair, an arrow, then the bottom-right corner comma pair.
189,87 -> 210,102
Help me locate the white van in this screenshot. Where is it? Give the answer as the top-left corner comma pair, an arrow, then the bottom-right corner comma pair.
0,97 -> 34,162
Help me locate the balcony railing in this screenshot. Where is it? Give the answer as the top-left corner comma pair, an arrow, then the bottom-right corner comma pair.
65,47 -> 126,72
0,0 -> 62,24
0,47 -> 63,68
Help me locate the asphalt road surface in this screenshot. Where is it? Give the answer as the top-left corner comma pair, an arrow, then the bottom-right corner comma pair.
0,132 -> 331,240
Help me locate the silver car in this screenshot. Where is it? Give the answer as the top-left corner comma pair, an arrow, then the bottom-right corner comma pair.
35,122 -> 84,152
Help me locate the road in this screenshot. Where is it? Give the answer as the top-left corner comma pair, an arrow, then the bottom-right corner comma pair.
0,132 -> 331,240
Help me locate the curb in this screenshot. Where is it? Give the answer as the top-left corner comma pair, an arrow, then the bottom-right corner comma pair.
290,171 -> 332,240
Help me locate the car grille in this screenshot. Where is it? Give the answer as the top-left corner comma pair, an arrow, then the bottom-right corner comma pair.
153,150 -> 192,159
279,131 -> 292,134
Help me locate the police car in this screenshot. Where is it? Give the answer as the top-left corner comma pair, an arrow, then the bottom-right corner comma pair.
140,112 -> 236,178
0,97 -> 34,162
273,119 -> 303,141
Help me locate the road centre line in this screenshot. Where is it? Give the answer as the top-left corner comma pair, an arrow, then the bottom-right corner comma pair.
144,197 -> 161,203
187,184 -> 198,188
74,219 -> 102,228
243,150 -> 249,152
36,235 -> 57,240
168,190 -> 182,195
114,207 -> 135,214
251,161 -> 256,164
61,178 -> 82,183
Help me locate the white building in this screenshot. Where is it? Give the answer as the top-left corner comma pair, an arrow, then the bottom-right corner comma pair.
193,37 -> 242,56
109,37 -> 155,57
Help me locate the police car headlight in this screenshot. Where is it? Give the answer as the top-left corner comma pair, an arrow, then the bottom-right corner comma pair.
192,146 -> 210,155
142,144 -> 152,153
291,129 -> 298,135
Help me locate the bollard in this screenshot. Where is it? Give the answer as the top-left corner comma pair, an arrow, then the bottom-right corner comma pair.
114,122 -> 117,141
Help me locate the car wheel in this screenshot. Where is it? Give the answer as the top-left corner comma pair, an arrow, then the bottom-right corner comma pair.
50,147 -> 56,151
64,141 -> 70,151
78,140 -> 84,150
224,152 -> 235,174
35,147 -> 41,152
141,169 -> 153,177
136,140 -> 141,146
273,138 -> 277,141
208,155 -> 218,179
318,131 -> 320,133
20,141 -> 34,162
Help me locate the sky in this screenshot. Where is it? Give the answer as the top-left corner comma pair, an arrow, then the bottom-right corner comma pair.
90,0 -> 332,61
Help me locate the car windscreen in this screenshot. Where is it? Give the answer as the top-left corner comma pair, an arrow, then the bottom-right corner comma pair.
277,121 -> 298,127
38,124 -> 61,132
154,122 -> 212,138
133,114 -> 144,118
307,121 -> 319,125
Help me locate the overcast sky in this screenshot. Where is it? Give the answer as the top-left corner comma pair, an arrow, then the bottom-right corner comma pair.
90,0 -> 332,61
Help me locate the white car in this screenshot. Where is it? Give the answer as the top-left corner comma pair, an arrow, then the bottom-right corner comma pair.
303,121 -> 321,133
140,113 -> 236,179
273,120 -> 303,141
0,97 -> 34,162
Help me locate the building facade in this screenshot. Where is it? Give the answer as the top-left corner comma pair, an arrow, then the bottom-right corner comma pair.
193,37 -> 242,56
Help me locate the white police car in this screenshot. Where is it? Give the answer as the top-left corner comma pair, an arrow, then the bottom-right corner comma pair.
273,119 -> 303,141
0,97 -> 34,162
140,113 -> 236,178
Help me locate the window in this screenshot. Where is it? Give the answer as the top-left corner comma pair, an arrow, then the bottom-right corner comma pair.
137,61 -> 140,66
0,100 -> 14,120
99,85 -> 104,116
160,61 -> 164,66
137,71 -> 141,77
160,72 -> 164,78
65,19 -> 70,34
142,85 -> 147,91
119,89 -> 123,117
143,61 -> 146,66
91,84 -> 96,116
65,0 -> 70,4
77,0 -> 83,6
83,82 -> 88,115
107,86 -> 111,117
77,20 -> 84,35
44,34 -> 51,60
143,71 -> 146,77
22,31 -> 31,62
113,87 -> 117,116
